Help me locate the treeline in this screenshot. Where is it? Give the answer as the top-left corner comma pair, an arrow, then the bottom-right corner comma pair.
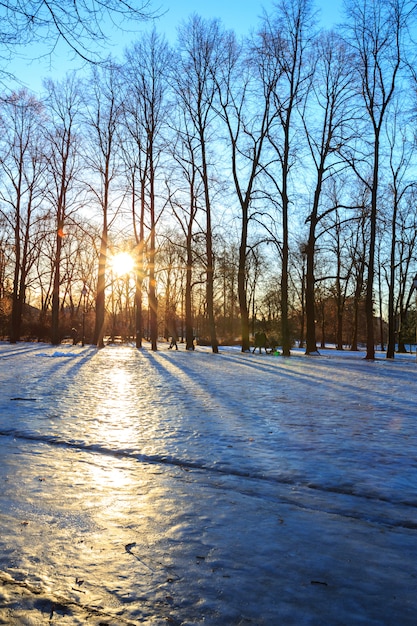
1,0 -> 417,356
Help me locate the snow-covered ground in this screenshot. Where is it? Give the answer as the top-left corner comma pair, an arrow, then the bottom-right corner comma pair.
0,341 -> 416,625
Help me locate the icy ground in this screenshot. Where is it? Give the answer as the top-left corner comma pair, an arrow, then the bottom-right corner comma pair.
0,342 -> 416,625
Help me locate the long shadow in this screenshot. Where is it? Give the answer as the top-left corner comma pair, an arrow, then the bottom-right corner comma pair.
0,346 -> 97,415
216,349 -> 417,418
143,349 -> 220,414
0,343 -> 50,359
3,345 -> 417,533
1,427 -> 416,530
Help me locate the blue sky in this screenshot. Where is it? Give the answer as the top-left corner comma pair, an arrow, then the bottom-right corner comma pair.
8,0 -> 344,95
155,0 -> 344,38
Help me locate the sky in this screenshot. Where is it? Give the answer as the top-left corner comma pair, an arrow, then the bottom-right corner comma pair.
7,0 -> 344,95
152,0 -> 344,38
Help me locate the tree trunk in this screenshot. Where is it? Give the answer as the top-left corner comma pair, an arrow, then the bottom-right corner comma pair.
185,223 -> 195,351
238,205 -> 250,352
386,190 -> 398,358
51,223 -> 63,345
10,219 -> 21,344
201,134 -> 218,354
365,141 -> 379,360
94,229 -> 107,348
148,140 -> 158,352
135,275 -> 143,349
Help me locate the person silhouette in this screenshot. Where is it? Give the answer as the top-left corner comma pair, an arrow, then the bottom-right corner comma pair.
169,333 -> 178,350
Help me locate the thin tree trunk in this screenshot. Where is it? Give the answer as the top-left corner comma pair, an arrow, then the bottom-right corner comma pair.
386,189 -> 398,358
51,220 -> 63,345
185,217 -> 195,351
365,140 -> 379,360
281,124 -> 291,356
149,142 -> 158,352
94,226 -> 107,348
201,133 -> 218,353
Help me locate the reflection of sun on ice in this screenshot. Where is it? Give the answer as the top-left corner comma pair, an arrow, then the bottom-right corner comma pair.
110,252 -> 135,277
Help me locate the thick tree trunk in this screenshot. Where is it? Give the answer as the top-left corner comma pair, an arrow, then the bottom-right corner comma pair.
305,225 -> 318,355
238,207 -> 250,352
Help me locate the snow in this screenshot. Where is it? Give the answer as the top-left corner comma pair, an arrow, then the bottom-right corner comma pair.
0,341 -> 416,625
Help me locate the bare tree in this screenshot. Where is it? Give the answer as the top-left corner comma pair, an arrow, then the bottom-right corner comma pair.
0,90 -> 47,342
83,63 -> 123,348
344,0 -> 415,359
214,29 -> 278,352
166,108 -> 204,351
260,0 -> 315,356
384,106 -> 416,358
122,30 -> 171,351
395,190 -> 417,352
216,241 -> 240,343
301,30 -> 356,354
173,15 -> 224,353
43,74 -> 83,344
119,107 -> 147,348
324,207 -> 354,350
345,187 -> 369,351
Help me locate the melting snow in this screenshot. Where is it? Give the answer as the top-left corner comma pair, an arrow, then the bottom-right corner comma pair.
0,341 -> 416,624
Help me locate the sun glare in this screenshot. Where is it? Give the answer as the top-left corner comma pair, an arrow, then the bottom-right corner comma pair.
110,252 -> 135,277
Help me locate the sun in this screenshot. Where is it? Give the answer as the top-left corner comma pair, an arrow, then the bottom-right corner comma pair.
110,252 -> 135,276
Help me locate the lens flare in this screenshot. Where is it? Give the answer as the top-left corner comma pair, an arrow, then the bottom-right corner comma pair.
110,252 -> 134,276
